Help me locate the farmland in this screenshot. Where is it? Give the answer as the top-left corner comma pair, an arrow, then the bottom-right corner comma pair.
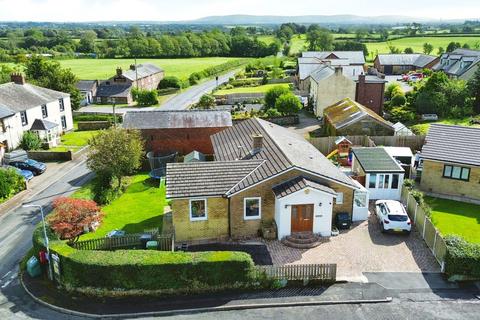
214,83 -> 290,95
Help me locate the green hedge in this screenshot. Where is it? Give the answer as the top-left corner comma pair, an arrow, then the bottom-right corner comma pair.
444,236 -> 480,278
188,59 -> 250,85
73,114 -> 123,124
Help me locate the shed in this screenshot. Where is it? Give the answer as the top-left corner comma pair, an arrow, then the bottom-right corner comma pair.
184,150 -> 206,163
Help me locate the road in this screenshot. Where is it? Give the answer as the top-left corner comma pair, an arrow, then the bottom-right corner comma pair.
78,70 -> 236,114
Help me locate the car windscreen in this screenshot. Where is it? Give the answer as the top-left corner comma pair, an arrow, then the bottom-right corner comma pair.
388,215 -> 408,222
25,159 -> 38,165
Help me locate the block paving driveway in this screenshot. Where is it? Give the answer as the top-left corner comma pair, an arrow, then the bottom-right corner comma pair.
266,213 -> 440,281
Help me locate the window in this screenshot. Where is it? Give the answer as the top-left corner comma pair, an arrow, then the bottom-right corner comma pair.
59,98 -> 65,112
244,197 -> 261,220
378,174 -> 390,189
391,174 -> 399,189
443,165 -> 470,181
336,192 -> 344,205
189,199 -> 207,221
20,111 -> 28,126
61,116 -> 67,129
368,174 -> 377,188
41,104 -> 48,118
354,192 -> 367,208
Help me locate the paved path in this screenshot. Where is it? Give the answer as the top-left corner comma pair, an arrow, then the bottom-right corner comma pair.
78,70 -> 236,114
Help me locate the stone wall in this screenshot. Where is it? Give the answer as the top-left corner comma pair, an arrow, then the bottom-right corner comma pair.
28,150 -> 73,162
233,115 -> 299,126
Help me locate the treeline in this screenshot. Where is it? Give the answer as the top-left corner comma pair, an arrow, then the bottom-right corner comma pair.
0,26 -> 279,62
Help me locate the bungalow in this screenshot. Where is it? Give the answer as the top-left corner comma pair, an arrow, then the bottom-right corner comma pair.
166,118 -> 367,243
123,110 -> 232,155
0,74 -> 74,162
433,48 -> 480,81
420,124 -> 480,203
351,147 -> 405,200
323,98 -> 395,136
373,54 -> 439,75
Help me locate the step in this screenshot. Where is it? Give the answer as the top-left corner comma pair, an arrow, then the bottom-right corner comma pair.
281,238 -> 322,249
285,235 -> 320,244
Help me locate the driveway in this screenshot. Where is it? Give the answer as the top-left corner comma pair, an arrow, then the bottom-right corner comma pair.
266,212 -> 439,281
286,110 -> 321,138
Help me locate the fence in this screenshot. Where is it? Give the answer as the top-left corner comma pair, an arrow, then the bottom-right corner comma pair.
309,135 -> 426,155
400,187 -> 447,270
71,233 -> 174,252
256,264 -> 336,282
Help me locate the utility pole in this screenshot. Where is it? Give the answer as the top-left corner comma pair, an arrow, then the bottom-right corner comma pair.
135,58 -> 138,89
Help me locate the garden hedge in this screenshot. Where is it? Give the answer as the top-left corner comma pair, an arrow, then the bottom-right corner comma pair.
32,224 -> 257,292
444,235 -> 480,278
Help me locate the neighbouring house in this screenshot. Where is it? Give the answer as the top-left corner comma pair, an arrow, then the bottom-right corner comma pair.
94,63 -> 164,105
166,118 -> 368,243
323,98 -> 395,136
393,122 -> 414,136
351,147 -> 405,200
384,147 -> 415,179
0,74 -> 74,161
420,124 -> 480,202
123,110 -> 233,155
76,80 -> 98,106
354,74 -> 387,115
433,48 -> 480,81
373,54 -> 439,75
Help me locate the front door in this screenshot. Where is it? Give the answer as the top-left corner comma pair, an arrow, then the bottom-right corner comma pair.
291,204 -> 314,233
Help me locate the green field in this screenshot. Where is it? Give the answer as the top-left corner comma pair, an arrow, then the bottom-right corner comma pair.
410,117 -> 480,135
426,197 -> 480,243
214,83 -> 290,95
56,57 -> 239,80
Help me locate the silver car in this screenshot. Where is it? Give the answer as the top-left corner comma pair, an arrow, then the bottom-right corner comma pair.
375,200 -> 411,234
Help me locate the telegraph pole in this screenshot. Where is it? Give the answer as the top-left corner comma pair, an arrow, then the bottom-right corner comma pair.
135,58 -> 138,89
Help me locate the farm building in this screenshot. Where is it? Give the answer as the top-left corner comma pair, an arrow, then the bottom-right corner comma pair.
373,54 -> 439,75
433,48 -> 480,81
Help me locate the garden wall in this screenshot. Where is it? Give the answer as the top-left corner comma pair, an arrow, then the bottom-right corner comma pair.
233,115 -> 299,126
77,121 -> 111,131
28,150 -> 73,162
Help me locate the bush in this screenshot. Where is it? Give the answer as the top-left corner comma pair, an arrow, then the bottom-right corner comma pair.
390,106 -> 416,123
265,108 -> 281,117
132,88 -> 158,107
159,76 -> 182,89
20,131 -> 42,151
74,114 -> 123,124
0,168 -> 25,200
444,235 -> 480,278
264,85 -> 291,109
385,82 -> 403,100
403,179 -> 415,191
196,94 -> 216,109
390,94 -> 407,107
275,93 -> 302,115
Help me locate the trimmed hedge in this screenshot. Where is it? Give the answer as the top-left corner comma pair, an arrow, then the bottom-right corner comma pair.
188,59 -> 250,85
74,114 -> 123,124
444,236 -> 480,278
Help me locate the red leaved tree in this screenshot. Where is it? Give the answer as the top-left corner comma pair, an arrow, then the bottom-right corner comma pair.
47,197 -> 103,241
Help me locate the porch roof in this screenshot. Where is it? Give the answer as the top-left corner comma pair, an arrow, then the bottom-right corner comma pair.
272,176 -> 337,199
30,118 -> 59,131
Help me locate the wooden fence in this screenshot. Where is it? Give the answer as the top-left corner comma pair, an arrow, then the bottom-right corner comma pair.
256,264 -> 336,282
309,135 -> 426,155
71,233 -> 174,252
401,187 -> 447,270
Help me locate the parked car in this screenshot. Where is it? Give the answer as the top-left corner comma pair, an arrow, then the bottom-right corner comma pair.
1,165 -> 34,182
9,159 -> 46,176
335,212 -> 352,230
402,72 -> 423,82
375,200 -> 411,234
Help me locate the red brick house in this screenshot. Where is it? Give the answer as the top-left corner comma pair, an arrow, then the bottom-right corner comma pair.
355,74 -> 387,115
123,110 -> 233,155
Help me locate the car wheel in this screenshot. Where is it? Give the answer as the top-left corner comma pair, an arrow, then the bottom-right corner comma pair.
381,224 -> 386,233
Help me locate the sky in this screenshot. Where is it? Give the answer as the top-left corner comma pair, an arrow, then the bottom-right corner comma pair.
0,0 -> 479,22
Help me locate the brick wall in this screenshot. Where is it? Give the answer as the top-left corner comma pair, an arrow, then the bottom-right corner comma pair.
356,79 -> 385,115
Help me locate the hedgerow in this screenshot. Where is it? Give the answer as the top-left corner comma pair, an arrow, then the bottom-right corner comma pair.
444,236 -> 480,278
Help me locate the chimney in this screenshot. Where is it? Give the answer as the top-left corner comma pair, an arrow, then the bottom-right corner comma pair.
324,60 -> 332,67
358,73 -> 366,84
116,67 -> 123,77
334,66 -> 343,76
130,64 -> 136,71
251,134 -> 263,154
10,73 -> 25,85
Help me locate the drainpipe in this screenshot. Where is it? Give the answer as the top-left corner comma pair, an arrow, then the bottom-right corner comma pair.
227,197 -> 232,239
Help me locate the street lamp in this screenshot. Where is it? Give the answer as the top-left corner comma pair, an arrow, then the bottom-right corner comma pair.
23,204 -> 52,280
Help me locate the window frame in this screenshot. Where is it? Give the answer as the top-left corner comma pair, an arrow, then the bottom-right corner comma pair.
189,198 -> 207,221
368,174 -> 377,188
61,115 -> 67,129
20,111 -> 28,126
443,164 -> 470,182
243,197 -> 262,220
41,104 -> 48,118
59,98 -> 65,112
336,192 -> 344,205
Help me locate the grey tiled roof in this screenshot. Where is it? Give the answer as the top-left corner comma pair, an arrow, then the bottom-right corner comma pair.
212,118 -> 357,196
166,160 -> 265,198
123,110 -> 233,130
421,124 -> 480,167
96,83 -> 132,98
302,51 -> 366,65
310,65 -> 335,82
376,54 -> 437,67
273,176 -> 337,198
433,49 -> 480,77
30,119 -> 59,131
0,82 -> 69,112
76,80 -> 97,92
352,147 -> 404,173
0,105 -> 15,119
122,63 -> 163,81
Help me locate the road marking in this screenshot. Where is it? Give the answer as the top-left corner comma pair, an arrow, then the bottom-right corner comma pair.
1,271 -> 11,280
0,273 -> 16,288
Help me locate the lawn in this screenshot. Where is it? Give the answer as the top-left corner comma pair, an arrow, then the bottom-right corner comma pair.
214,83 -> 291,95
50,129 -> 101,152
410,117 -> 480,135
425,197 -> 480,243
74,174 -> 166,240
57,57 -> 239,80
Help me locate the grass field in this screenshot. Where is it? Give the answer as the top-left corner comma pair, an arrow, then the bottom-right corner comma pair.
214,83 -> 290,95
425,197 -> 480,243
56,57 -> 239,80
74,174 -> 166,240
50,128 -> 100,152
410,117 -> 480,135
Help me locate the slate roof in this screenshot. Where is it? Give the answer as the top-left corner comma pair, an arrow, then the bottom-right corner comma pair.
166,160 -> 265,198
421,124 -> 480,167
96,83 -> 132,98
352,147 -> 404,173
272,176 -> 337,198
76,80 -> 97,92
122,63 -> 163,81
123,110 -> 233,130
0,105 -> 15,119
376,54 -> 437,67
310,65 -> 335,82
0,82 -> 69,113
433,49 -> 480,77
212,118 -> 357,196
324,98 -> 394,130
30,118 -> 59,131
302,51 -> 366,65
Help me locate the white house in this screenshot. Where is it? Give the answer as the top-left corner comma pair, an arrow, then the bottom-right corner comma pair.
0,74 -> 74,163
351,147 -> 405,200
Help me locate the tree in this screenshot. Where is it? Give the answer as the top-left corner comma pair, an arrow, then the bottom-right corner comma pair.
438,47 -> 445,55
446,42 -> 461,53
20,131 -> 42,151
467,67 -> 480,114
306,25 -> 333,51
388,45 -> 401,54
87,128 -> 144,189
197,94 -> 216,109
159,76 -> 182,89
404,47 -> 414,54
0,168 -> 24,200
423,43 -> 434,55
47,197 -> 102,241
275,93 -> 302,115
264,85 -> 291,109
78,30 -> 97,53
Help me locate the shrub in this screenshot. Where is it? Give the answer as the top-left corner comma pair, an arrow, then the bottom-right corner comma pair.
0,168 -> 25,200
74,114 -> 123,124
444,235 -> 480,278
159,76 -> 182,89
390,106 -> 416,123
132,88 -> 158,107
265,108 -> 281,117
264,85 -> 291,109
403,179 -> 415,191
275,93 -> 302,115
385,82 -> 403,100
390,94 -> 407,107
20,131 -> 42,151
196,94 -> 216,109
